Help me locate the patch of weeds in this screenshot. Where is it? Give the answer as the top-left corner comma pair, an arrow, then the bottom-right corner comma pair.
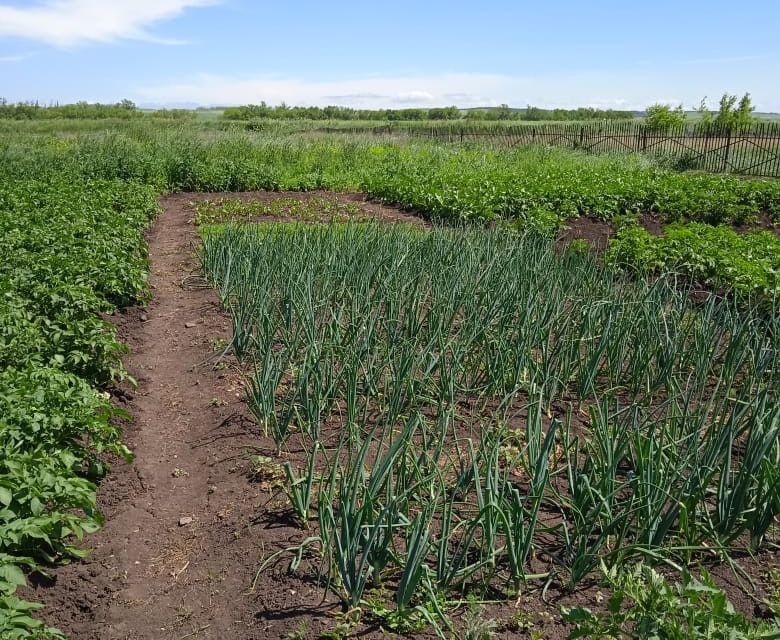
319,609 -> 360,639
462,601 -> 499,640
249,455 -> 285,487
209,337 -> 229,352
766,568 -> 780,616
566,238 -> 591,256
285,622 -> 309,640
501,609 -> 536,634
562,562 -> 780,639
364,589 -> 430,634
194,196 -> 370,225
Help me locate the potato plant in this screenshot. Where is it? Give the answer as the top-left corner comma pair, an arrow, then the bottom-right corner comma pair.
607,222 -> 780,298
0,176 -> 157,636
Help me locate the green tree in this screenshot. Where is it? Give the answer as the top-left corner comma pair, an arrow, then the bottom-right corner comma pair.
645,103 -> 687,130
714,93 -> 738,126
695,97 -> 713,125
495,103 -> 514,120
735,93 -> 755,126
713,92 -> 755,128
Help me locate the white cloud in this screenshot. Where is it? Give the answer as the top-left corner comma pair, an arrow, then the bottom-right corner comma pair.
396,90 -> 435,104
135,64 -> 780,112
0,53 -> 27,62
0,0 -> 218,47
137,73 -> 510,108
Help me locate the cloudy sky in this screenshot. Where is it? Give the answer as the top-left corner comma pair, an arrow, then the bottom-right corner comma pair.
1,0 -> 779,111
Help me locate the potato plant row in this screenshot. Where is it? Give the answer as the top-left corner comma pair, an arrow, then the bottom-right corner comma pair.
0,176 -> 158,637
607,222 -> 780,298
3,125 -> 779,227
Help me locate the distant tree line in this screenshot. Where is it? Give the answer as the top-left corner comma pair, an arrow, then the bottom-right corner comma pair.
222,103 -> 464,121
0,99 -> 194,120
465,104 -> 635,121
222,102 -> 636,122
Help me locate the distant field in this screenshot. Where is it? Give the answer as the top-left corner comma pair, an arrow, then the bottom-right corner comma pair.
193,108 -> 225,121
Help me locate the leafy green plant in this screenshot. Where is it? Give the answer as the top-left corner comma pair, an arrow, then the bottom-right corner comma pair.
0,154 -> 156,635
645,103 -> 687,130
607,222 -> 780,297
563,563 -> 780,639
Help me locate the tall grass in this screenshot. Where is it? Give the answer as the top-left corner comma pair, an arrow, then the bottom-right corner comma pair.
3,122 -> 778,226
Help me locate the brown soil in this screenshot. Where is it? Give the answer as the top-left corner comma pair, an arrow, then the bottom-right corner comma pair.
192,190 -> 429,226
556,213 -> 667,250
28,193 -> 429,640
29,192 -> 779,640
558,211 -> 779,251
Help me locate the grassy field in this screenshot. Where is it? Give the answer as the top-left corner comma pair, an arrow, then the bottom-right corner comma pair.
0,119 -> 778,638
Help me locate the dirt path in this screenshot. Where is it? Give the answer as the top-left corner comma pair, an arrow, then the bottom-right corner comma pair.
34,195 -> 329,639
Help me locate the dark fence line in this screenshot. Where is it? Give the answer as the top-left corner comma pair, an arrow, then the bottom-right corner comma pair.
317,121 -> 780,177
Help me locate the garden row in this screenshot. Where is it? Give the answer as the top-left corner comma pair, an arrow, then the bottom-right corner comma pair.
0,173 -> 157,637
4,127 -> 778,227
201,221 -> 780,636
7,128 -> 780,292
608,223 -> 780,298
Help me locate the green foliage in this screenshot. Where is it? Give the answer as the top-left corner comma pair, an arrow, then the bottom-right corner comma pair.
562,563 -> 780,639
208,223 -> 779,635
520,105 -> 635,121
360,143 -> 780,226
695,96 -> 714,125
220,102 -> 634,122
607,223 -> 780,297
193,196 -> 368,225
0,596 -> 66,640
2,118 -> 779,637
0,163 -> 155,636
0,99 -> 193,121
3,124 -> 778,228
222,102 -> 462,122
645,103 -> 687,130
715,92 -> 756,128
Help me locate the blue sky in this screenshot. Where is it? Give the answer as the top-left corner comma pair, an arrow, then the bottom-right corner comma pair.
1,0 -> 779,111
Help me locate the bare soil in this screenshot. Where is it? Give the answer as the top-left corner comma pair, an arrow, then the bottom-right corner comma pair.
29,193 -> 778,640
557,211 -> 779,251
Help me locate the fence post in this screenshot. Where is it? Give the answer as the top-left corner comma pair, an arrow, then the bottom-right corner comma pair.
722,125 -> 733,172
579,125 -> 585,149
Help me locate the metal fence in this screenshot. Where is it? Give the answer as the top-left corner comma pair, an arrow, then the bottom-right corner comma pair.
319,121 -> 780,178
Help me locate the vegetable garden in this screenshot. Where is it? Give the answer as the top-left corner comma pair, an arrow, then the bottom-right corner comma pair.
0,120 -> 778,638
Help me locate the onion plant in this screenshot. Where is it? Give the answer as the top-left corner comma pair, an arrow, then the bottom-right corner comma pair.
201,220 -> 779,617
